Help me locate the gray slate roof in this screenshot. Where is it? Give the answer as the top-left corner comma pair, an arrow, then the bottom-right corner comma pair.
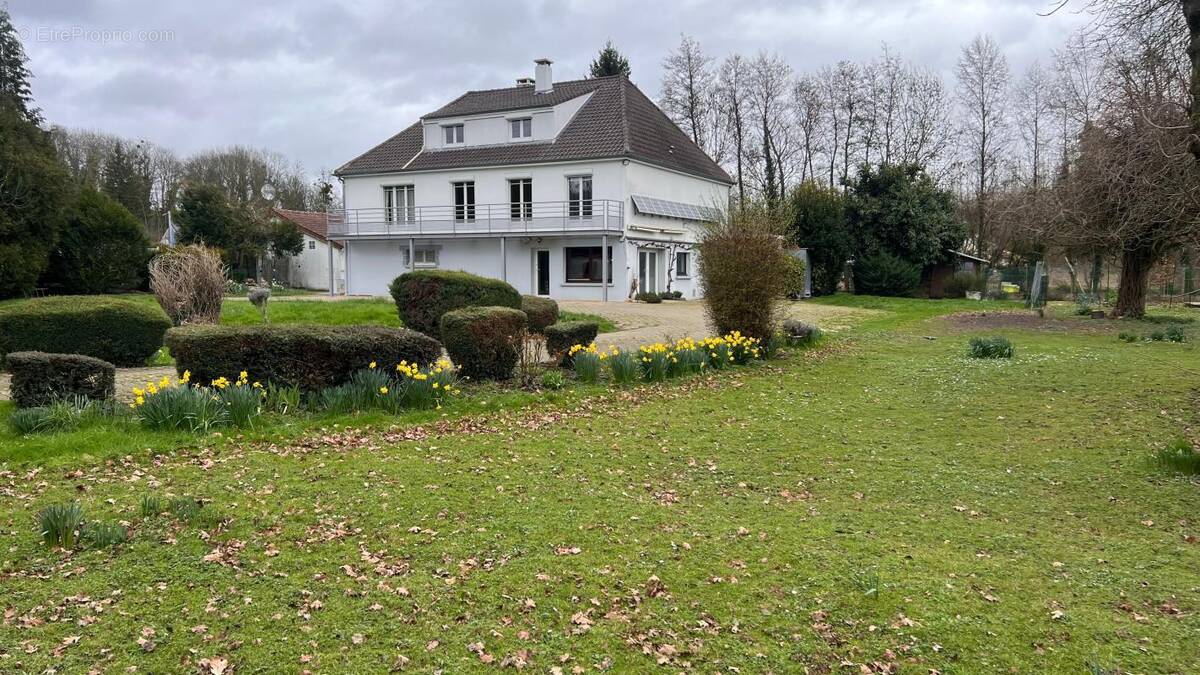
335,75 -> 732,185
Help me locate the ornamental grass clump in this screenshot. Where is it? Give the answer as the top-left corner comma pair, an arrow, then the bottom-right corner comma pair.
606,347 -> 641,385
7,396 -> 123,435
967,336 -> 1014,359
569,343 -> 602,383
1153,438 -> 1200,475
84,521 -> 128,549
140,495 -> 165,518
37,502 -> 84,549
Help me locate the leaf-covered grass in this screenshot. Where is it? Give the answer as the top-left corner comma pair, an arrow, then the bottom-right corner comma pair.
1,297 -> 1198,672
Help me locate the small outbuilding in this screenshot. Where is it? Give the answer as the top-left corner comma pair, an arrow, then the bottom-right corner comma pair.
925,250 -> 988,299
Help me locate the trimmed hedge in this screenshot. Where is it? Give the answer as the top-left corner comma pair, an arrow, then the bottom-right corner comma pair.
165,324 -> 443,391
545,321 -> 600,366
0,296 -> 171,368
521,295 -> 559,333
634,291 -> 663,303
389,270 -> 521,339
6,351 -> 115,408
440,306 -> 527,381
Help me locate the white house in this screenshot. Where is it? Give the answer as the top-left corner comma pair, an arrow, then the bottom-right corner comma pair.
272,208 -> 345,292
329,59 -> 733,300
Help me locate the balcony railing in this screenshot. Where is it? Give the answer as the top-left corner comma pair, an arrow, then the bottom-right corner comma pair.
326,200 -> 623,238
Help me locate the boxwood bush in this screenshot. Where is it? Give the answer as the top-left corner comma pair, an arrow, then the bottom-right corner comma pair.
520,295 -> 559,333
545,321 -> 600,365
6,351 -> 116,408
0,296 -> 171,367
165,324 -> 442,390
440,306 -> 527,381
389,270 -> 521,339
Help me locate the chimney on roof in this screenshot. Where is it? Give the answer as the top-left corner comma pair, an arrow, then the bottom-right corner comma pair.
516,76 -> 535,87
534,58 -> 553,94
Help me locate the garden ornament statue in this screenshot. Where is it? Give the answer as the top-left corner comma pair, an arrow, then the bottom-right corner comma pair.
248,285 -> 271,323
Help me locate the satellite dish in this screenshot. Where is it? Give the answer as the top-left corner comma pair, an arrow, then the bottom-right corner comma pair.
261,183 -> 276,202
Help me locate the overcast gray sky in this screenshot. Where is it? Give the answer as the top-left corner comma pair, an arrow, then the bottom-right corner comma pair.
9,0 -> 1090,176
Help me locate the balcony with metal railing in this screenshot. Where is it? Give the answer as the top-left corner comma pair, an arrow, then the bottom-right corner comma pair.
326,200 -> 623,239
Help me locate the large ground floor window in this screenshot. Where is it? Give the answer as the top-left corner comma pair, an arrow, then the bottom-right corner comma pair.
564,246 -> 612,283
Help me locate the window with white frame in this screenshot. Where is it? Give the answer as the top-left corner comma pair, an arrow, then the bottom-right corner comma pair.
509,178 -> 532,220
453,181 -> 475,222
402,246 -> 439,268
443,124 -> 464,145
383,185 -> 415,223
567,175 -> 592,218
308,240 -> 316,250
510,118 -> 532,139
675,251 -> 690,278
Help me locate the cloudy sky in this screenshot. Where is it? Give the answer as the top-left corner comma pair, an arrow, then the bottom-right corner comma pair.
10,0 -> 1090,177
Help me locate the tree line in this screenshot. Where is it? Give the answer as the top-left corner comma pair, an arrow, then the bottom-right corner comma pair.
0,7 -> 338,299
656,3 -> 1200,317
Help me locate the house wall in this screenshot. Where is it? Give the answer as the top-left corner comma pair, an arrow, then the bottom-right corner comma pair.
342,159 -> 626,213
340,159 -> 730,300
623,161 -> 731,299
288,234 -> 345,291
345,235 -> 629,299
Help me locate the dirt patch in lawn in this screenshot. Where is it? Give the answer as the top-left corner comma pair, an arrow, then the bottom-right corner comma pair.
938,310 -> 1119,334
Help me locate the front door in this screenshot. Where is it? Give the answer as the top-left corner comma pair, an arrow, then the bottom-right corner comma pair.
535,249 -> 551,296
638,250 -> 658,294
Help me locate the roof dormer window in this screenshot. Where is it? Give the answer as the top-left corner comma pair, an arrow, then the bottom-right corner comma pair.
510,118 -> 532,140
443,124 -> 464,145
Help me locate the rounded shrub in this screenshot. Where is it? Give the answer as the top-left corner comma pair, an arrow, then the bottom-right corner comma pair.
0,296 -> 171,367
521,295 -> 559,333
43,188 -> 150,294
852,252 -> 921,297
389,270 -> 521,339
634,291 -> 663,303
782,255 -> 807,299
440,306 -> 527,381
544,321 -> 600,366
6,351 -> 116,408
165,324 -> 442,391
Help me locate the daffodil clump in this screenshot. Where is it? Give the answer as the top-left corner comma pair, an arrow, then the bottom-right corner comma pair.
567,332 -> 764,386
319,359 -> 459,414
568,343 -> 602,383
130,370 -> 264,432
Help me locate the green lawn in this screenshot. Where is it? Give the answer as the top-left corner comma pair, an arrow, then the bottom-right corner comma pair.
39,294 -> 617,332
1,297 -> 1198,672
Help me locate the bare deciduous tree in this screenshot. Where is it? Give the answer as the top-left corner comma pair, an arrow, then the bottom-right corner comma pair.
717,54 -> 751,204
956,34 -> 1011,254
660,34 -> 716,157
